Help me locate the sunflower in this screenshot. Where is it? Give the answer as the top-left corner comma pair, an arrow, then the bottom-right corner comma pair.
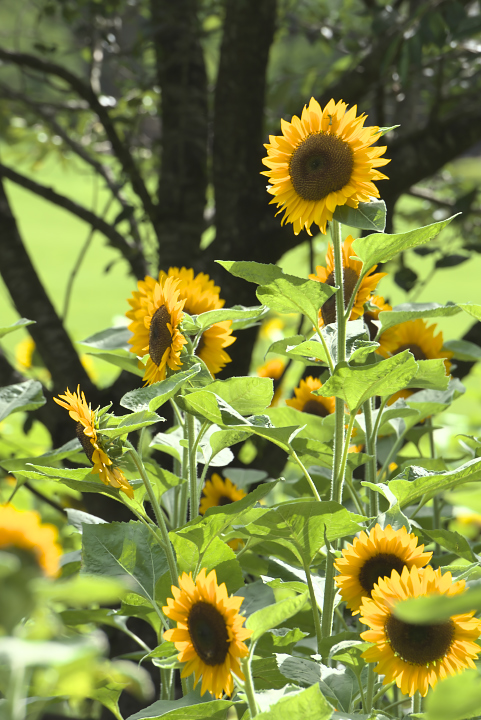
386,319 -> 453,404
257,358 -> 286,380
127,276 -> 187,385
363,296 -> 399,357
163,568 -> 252,698
54,386 -> 134,499
127,268 -> 235,377
286,376 -> 336,417
360,565 -> 481,697
0,504 -> 61,577
261,97 -> 389,236
199,474 -> 246,515
334,524 -> 432,614
310,236 -> 386,326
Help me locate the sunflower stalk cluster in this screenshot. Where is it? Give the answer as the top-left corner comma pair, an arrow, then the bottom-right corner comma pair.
3,98 -> 481,720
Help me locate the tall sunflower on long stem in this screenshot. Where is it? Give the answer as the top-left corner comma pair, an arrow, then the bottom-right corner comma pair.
262,97 -> 389,235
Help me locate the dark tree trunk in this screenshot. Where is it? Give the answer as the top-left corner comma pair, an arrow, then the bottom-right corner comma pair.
150,0 -> 208,271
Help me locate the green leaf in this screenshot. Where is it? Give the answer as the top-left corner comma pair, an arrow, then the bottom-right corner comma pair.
206,377 -> 273,416
19,465 -> 127,499
443,339 -> 481,362
0,380 -> 46,422
37,575 -> 130,606
241,501 -> 365,565
82,522 -> 169,604
246,592 -> 309,643
421,529 -> 476,561
267,336 -> 329,365
255,683 -> 333,720
267,406 -> 334,445
405,358 -> 450,391
79,326 -> 131,352
389,457 -> 481,509
425,670 -> 481,720
333,200 -> 386,232
315,352 -> 418,412
352,215 -> 457,271
378,302 -> 461,333
457,303 -> 481,321
121,366 -> 203,412
125,694 -> 234,719
99,411 -> 163,438
276,655 -> 322,687
235,580 -> 276,618
176,390 -> 248,426
0,635 -> 102,667
2,439 -> 84,472
377,124 -> 400,136
394,584 -> 481,625
194,305 -> 267,330
0,318 -> 35,339
217,260 -> 335,324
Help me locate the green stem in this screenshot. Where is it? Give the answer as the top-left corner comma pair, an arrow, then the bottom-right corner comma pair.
356,671 -> 368,714
331,218 -> 346,364
316,327 -> 335,374
371,397 -> 388,443
371,680 -> 395,705
320,536 -> 336,660
241,653 -> 259,718
197,459 -> 211,510
345,477 -> 365,515
331,398 -> 346,503
178,483 -> 188,528
303,562 -> 323,654
365,663 -> 376,712
377,431 -> 406,483
336,411 -> 356,505
427,417 -> 441,555
186,412 -> 199,520
412,691 -> 422,714
363,399 -> 379,517
127,441 -> 178,586
290,448 -> 321,502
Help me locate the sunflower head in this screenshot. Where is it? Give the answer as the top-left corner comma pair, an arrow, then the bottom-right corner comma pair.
334,524 -> 432,614
360,565 -> 481,697
199,474 -> 247,516
286,376 -> 335,417
310,236 -> 386,326
385,319 -> 453,404
262,97 -> 389,235
0,504 -> 61,578
163,568 -> 252,698
127,269 -> 235,378
127,276 -> 187,385
54,386 -> 134,499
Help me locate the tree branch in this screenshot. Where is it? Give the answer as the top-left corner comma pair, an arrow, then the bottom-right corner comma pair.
0,162 -> 147,279
149,0 -> 208,269
0,47 -> 157,228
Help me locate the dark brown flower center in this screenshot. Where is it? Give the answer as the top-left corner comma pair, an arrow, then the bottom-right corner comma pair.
76,422 -> 94,464
385,614 -> 455,665
358,553 -> 406,594
302,399 -> 330,417
364,312 -> 379,341
188,601 -> 230,666
218,495 -> 233,506
321,267 -> 359,325
289,132 -> 354,202
149,305 -> 172,366
395,344 -> 427,361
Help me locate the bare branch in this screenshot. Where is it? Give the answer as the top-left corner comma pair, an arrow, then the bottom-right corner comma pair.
0,162 -> 147,279
0,47 -> 157,227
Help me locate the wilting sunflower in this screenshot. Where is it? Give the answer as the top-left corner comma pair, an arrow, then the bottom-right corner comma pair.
127,268 -> 235,377
286,376 -> 336,417
363,296 -> 399,357
360,565 -> 481,697
127,276 -> 187,385
199,474 -> 246,515
334,524 -> 432,614
386,319 -> 453,404
163,568 -> 252,698
262,97 -> 389,235
54,386 -> 134,499
310,236 -> 386,326
0,504 -> 61,577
